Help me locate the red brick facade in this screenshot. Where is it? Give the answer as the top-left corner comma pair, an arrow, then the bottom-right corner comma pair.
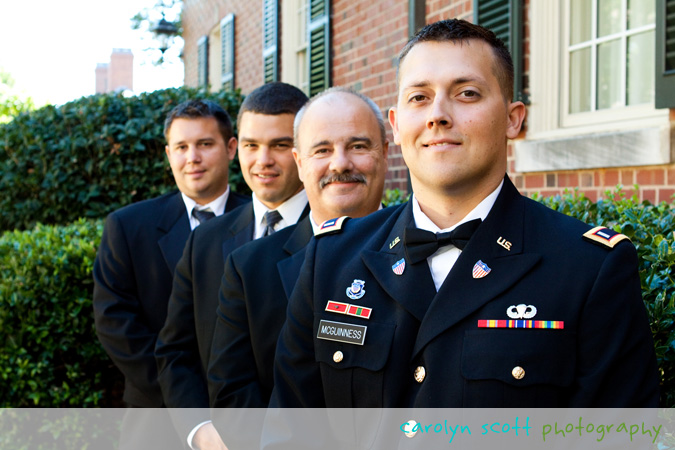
182,0 -> 675,202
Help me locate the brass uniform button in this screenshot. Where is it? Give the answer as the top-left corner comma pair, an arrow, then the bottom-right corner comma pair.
414,366 -> 426,383
333,351 -> 344,363
512,366 -> 525,380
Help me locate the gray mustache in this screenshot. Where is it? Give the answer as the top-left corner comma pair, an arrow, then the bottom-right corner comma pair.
319,173 -> 367,189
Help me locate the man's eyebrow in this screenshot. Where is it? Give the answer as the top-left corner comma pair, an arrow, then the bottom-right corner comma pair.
346,136 -> 372,146
402,76 -> 487,90
310,139 -> 331,149
240,136 -> 294,144
269,136 -> 294,144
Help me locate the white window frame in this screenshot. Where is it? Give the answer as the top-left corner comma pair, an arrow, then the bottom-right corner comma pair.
518,0 -> 669,172
281,0 -> 309,94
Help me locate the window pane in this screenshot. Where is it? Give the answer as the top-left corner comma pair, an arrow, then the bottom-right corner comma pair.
570,0 -> 592,44
597,39 -> 622,109
627,31 -> 654,105
627,0 -> 655,29
570,47 -> 591,113
598,0 -> 622,37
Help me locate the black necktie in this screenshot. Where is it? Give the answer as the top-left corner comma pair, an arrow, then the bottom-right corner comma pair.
192,209 -> 216,224
404,219 -> 482,264
262,210 -> 283,237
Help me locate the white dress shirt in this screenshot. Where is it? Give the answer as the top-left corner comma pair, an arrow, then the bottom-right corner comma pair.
181,186 -> 230,230
412,180 -> 503,291
252,189 -> 308,239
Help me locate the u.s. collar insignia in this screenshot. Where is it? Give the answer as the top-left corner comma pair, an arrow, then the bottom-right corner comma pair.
506,304 -> 537,319
346,279 -> 366,300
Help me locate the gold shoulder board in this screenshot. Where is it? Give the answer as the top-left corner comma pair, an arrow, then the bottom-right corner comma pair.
315,216 -> 350,237
582,226 -> 630,248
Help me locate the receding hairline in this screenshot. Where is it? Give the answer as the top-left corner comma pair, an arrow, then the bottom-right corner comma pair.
293,87 -> 387,150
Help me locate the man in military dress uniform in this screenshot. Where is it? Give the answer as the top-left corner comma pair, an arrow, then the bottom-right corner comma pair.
269,18 -> 659,417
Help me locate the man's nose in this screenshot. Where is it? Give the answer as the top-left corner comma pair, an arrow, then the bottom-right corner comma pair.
328,147 -> 353,173
186,145 -> 201,163
257,146 -> 274,166
426,96 -> 452,129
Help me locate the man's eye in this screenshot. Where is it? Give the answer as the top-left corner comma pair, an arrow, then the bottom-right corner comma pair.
460,90 -> 479,98
408,94 -> 426,103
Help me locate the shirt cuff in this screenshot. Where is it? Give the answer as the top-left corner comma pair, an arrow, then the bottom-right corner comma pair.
187,420 -> 212,450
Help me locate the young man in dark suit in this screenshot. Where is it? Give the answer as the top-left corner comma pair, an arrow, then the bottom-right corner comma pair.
205,87 -> 388,448
92,99 -> 249,448
269,18 -> 658,419
154,82 -> 309,450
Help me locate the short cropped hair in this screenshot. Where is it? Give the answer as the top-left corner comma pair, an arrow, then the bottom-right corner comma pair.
293,87 -> 387,148
398,19 -> 514,101
164,99 -> 234,143
236,82 -> 309,125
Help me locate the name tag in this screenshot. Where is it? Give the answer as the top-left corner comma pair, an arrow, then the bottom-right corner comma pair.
317,320 -> 367,345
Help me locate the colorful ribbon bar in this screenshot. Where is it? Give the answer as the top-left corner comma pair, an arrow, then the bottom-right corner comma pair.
325,300 -> 372,320
477,319 -> 564,329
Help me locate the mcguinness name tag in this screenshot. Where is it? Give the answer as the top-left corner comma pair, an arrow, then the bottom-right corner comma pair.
317,319 -> 367,345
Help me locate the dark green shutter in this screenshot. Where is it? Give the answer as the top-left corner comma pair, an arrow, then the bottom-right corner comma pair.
655,0 -> 675,108
221,14 -> 235,90
263,0 -> 279,83
197,36 -> 208,88
308,0 -> 331,96
475,0 -> 527,103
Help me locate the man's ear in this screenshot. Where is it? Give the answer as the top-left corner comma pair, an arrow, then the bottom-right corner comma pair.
388,107 -> 401,145
226,137 -> 238,161
506,101 -> 526,139
292,147 -> 304,182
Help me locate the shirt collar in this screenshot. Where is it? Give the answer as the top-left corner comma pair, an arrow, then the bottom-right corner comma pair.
181,187 -> 230,228
252,189 -> 309,235
412,180 -> 503,233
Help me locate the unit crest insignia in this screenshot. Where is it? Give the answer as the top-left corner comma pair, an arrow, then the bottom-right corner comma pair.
346,279 -> 366,300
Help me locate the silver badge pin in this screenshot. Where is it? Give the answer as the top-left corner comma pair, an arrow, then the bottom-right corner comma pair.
346,279 -> 366,300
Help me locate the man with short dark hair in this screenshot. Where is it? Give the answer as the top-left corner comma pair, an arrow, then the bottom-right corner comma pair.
93,99 -> 249,449
154,82 -> 308,450
269,18 -> 658,412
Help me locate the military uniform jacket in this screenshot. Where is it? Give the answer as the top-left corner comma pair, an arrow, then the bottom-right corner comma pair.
271,177 -> 659,408
92,190 -> 249,407
208,216 -> 314,409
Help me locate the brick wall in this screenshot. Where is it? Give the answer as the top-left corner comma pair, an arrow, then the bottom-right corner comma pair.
331,0 -> 409,192
183,0 -> 263,94
181,0 -> 675,203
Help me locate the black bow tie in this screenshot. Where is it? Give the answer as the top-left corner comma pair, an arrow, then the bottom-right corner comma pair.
404,219 -> 482,264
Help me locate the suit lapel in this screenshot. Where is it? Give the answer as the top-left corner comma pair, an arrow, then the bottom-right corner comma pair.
278,217 -> 314,298
222,204 -> 255,257
411,178 -> 542,357
361,203 -> 437,322
157,192 -> 191,274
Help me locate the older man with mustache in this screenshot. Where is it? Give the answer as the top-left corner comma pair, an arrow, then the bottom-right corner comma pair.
206,87 -> 388,449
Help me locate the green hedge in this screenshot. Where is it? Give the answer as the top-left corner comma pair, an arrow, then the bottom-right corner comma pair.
1,187 -> 674,407
0,218 -> 119,407
535,187 -> 675,406
0,87 -> 245,232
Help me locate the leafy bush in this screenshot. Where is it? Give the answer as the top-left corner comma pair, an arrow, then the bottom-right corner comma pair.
534,186 -> 675,406
0,87 -> 245,232
382,188 -> 410,207
0,218 -> 118,406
